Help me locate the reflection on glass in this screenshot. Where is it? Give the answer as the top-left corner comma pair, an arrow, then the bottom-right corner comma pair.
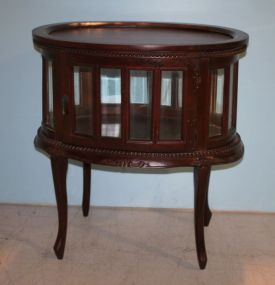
228,64 -> 234,130
160,71 -> 183,140
47,60 -> 54,127
130,70 -> 152,140
100,68 -> 121,137
209,68 -> 224,137
74,66 -> 93,136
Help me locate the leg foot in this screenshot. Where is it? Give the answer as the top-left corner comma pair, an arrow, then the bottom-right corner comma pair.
204,205 -> 212,227
51,156 -> 68,259
194,165 -> 211,270
82,163 -> 91,217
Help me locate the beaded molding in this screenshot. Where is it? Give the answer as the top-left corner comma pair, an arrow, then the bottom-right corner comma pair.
34,42 -> 247,60
35,127 -> 243,162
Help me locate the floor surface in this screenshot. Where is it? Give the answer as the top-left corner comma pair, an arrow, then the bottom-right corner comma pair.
0,204 -> 275,285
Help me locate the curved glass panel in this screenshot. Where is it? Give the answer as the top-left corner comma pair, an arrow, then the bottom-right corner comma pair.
47,60 -> 54,127
209,68 -> 224,137
228,64 -> 234,130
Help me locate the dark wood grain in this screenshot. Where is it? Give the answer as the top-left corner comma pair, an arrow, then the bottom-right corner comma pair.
33,21 -> 248,269
49,28 -> 233,50
203,167 -> 212,227
82,163 -> 91,217
51,156 -> 68,259
194,165 -> 210,269
33,22 -> 248,53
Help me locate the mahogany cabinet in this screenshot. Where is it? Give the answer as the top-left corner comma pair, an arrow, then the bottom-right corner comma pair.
32,21 -> 248,269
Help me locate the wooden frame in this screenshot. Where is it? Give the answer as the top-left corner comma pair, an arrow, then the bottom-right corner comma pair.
32,21 -> 249,269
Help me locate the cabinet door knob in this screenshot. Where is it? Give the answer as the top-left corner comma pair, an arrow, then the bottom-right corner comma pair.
62,95 -> 68,115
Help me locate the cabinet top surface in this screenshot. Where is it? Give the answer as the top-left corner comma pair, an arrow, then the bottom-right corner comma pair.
33,22 -> 248,52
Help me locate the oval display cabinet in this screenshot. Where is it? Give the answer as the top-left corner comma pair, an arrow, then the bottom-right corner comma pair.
32,21 -> 248,269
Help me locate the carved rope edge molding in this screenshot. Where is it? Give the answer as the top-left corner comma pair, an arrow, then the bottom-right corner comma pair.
34,43 -> 247,59
36,128 -> 243,161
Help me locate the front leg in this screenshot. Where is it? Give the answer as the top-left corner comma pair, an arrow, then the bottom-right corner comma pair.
194,165 -> 211,269
51,156 -> 68,259
203,168 -> 212,227
82,163 -> 91,217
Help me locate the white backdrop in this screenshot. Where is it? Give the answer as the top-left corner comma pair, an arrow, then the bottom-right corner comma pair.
0,0 -> 274,212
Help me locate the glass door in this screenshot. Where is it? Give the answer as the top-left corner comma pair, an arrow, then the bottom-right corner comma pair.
73,66 -> 94,136
129,70 -> 153,140
100,68 -> 122,138
159,71 -> 183,140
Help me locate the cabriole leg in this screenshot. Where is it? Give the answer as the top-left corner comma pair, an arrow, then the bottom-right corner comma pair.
82,163 -> 91,217
194,165 -> 211,269
203,168 -> 212,227
51,156 -> 68,259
